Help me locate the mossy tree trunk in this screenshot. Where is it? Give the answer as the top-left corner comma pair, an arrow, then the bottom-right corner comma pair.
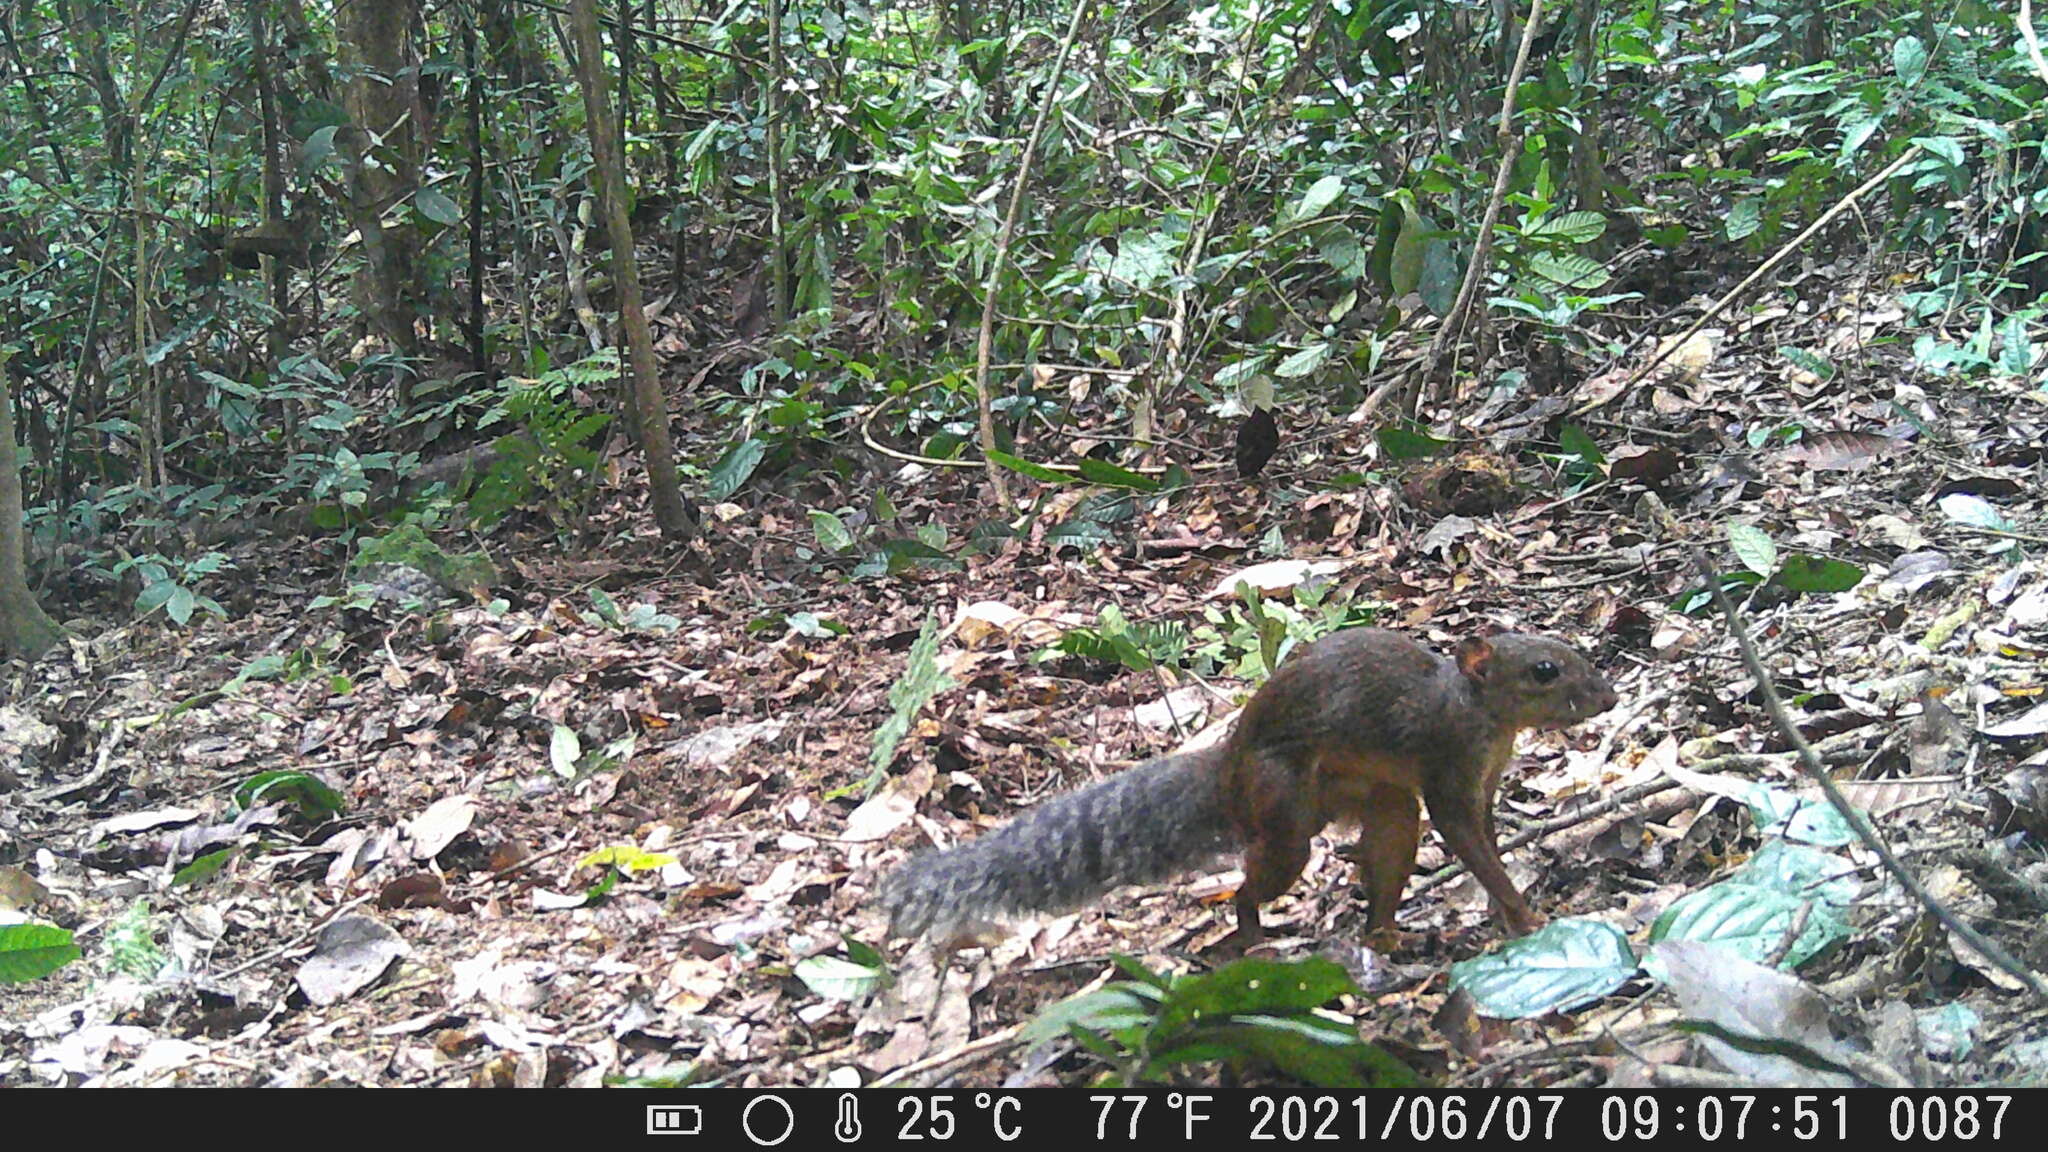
0,378 -> 64,662
337,0 -> 425,395
565,0 -> 696,542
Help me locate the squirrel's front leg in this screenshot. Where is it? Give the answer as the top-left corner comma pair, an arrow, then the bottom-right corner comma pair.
1425,783 -> 1541,937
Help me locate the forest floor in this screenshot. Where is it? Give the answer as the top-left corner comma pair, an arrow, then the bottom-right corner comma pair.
5,253 -> 2048,1089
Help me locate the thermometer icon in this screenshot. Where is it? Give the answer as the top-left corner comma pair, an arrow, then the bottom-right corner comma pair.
834,1093 -> 863,1142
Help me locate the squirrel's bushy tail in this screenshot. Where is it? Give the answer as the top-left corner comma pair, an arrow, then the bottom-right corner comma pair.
878,751 -> 1232,941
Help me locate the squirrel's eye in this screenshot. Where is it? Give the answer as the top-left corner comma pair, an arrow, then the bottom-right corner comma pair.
1530,660 -> 1560,684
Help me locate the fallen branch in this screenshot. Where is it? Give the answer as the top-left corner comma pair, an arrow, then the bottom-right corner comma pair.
1645,494 -> 2048,1001
1573,143 -> 1924,417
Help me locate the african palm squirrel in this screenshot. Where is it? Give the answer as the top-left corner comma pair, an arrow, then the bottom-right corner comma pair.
877,627 -> 1619,948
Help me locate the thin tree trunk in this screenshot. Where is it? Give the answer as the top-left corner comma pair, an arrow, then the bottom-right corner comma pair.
565,0 -> 696,542
337,0 -> 425,396
970,0 -> 1092,512
464,10 -> 488,374
0,373 -> 64,661
248,0 -> 298,443
764,0 -> 789,327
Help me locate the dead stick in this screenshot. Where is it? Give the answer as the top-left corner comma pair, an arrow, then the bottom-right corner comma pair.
1427,0 -> 1547,390
1652,497 -> 2047,1000
1574,143 -> 1923,417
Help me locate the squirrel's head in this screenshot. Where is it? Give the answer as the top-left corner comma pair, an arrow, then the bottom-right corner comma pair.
1454,634 -> 1620,729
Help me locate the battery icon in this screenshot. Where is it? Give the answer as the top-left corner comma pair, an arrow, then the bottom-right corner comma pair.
646,1105 -> 703,1135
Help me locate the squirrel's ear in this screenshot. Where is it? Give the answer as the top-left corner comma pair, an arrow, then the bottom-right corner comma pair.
1454,636 -> 1495,679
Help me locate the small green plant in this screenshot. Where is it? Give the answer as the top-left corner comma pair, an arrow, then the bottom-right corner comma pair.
234,770 -> 346,821
581,588 -> 680,634
105,901 -> 165,980
549,725 -> 638,782
1189,583 -> 1377,683
467,353 -> 618,528
804,504 -> 959,579
843,610 -> 954,798
351,521 -> 497,592
1675,522 -> 1866,613
793,936 -> 891,1002
1543,425 -> 1607,494
1022,955 -> 1419,1089
114,551 -> 231,626
1045,604 -> 1188,672
1450,780 -> 1867,1021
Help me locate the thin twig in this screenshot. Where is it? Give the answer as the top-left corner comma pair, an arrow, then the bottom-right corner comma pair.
1649,497 -> 2047,1001
1573,143 -> 1924,417
1423,0 -> 1547,407
970,0 -> 1093,512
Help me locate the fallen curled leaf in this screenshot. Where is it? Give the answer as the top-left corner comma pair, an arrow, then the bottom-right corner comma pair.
296,915 -> 409,1007
1778,431 -> 1901,472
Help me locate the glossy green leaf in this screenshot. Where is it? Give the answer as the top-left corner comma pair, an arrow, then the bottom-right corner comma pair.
1449,918 -> 1638,1019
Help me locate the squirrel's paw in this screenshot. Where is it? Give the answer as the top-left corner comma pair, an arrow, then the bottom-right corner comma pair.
1495,901 -> 1546,937
1362,926 -> 1418,955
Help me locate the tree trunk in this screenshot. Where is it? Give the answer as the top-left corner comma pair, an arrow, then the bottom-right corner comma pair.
0,375 -> 64,662
764,0 -> 789,327
337,0 -> 425,393
564,0 -> 696,542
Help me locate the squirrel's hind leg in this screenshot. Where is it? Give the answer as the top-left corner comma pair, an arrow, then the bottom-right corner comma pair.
1347,784 -> 1421,952
1221,801 -> 1315,951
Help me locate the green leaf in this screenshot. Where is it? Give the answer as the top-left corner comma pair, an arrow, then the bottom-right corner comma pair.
1163,1015 -> 1419,1090
1214,356 -> 1270,393
1910,135 -> 1965,169
415,187 -> 461,226
1075,458 -> 1160,492
1776,555 -> 1863,593
1448,918 -> 1639,1019
1376,425 -> 1447,460
1839,113 -> 1883,161
1778,346 -> 1836,380
1726,198 -> 1762,241
1289,174 -> 1346,224
1743,786 -> 1858,847
1558,424 -> 1605,465
985,449 -> 1073,485
1892,36 -> 1927,86
1732,840 -> 1860,907
795,955 -> 890,1002
550,725 -> 583,778
1157,956 -> 1358,1033
860,611 -> 956,787
1021,986 -> 1158,1045
136,579 -> 178,615
234,771 -> 346,820
577,845 -> 677,873
1726,523 -> 1779,577
871,537 -> 956,576
1648,880 -> 1849,970
808,509 -> 856,551
301,125 -> 342,173
1522,210 -> 1607,244
1275,343 -> 1332,378
0,924 -> 81,983
1527,251 -> 1610,290
706,438 -> 767,502
172,849 -> 237,888
1936,493 -> 2013,531
1389,191 -> 1427,296
1110,953 -> 1172,990
784,611 -> 843,638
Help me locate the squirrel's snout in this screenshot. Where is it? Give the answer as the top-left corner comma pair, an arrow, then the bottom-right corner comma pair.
1583,680 -> 1620,716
